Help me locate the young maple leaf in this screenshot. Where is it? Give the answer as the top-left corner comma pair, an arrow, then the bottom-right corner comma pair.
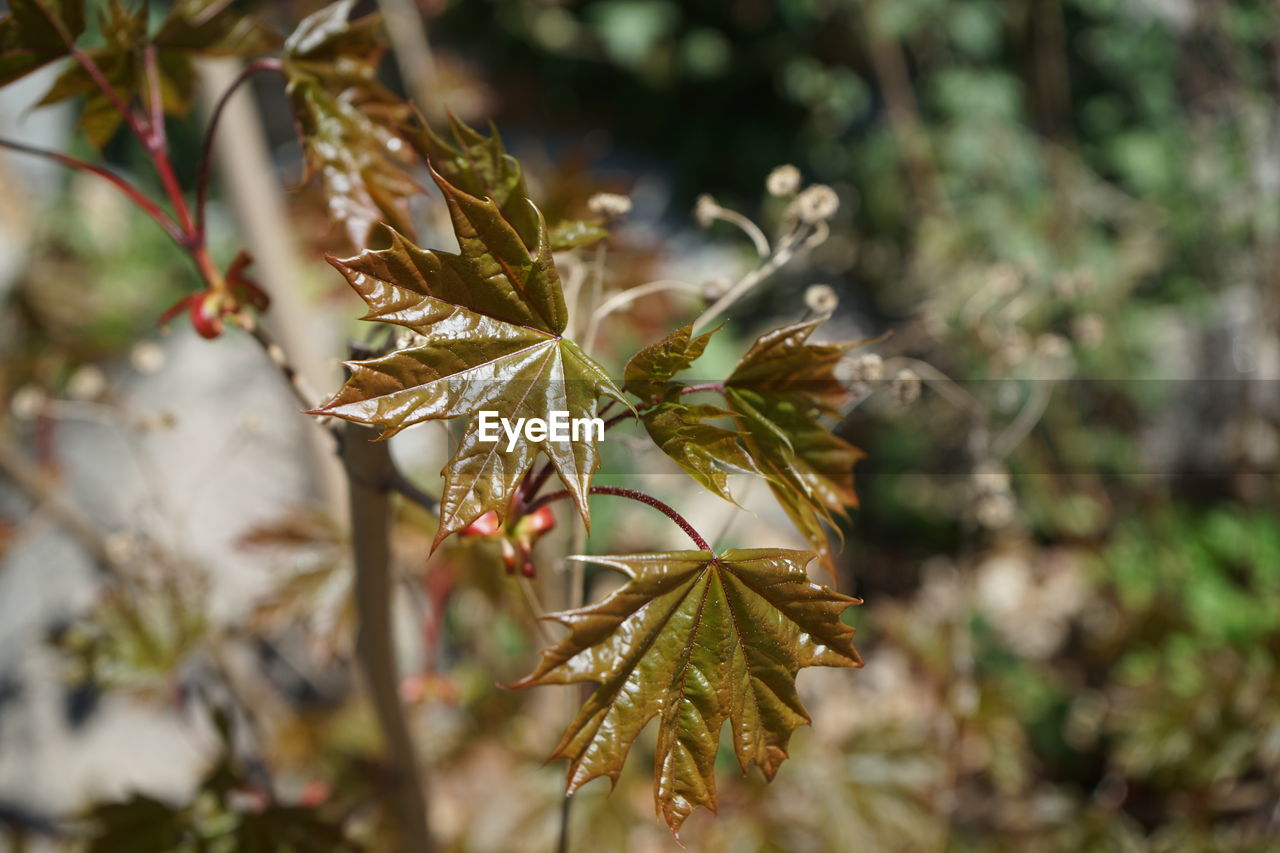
0,0 -> 85,88
283,0 -> 418,247
34,0 -> 278,148
624,323 -> 760,504
724,318 -> 867,567
513,548 -> 863,836
312,168 -> 628,548
409,113 -> 611,252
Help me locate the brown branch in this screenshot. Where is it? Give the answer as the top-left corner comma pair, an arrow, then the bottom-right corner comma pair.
340,420 -> 435,852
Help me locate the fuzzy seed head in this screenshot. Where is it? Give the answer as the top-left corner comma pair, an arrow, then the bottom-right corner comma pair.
892,368 -> 922,406
694,194 -> 721,227
804,283 -> 839,314
587,192 -> 632,220
795,184 -> 839,223
766,164 -> 801,197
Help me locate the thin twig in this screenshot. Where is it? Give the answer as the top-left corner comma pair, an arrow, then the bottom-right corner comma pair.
195,58 -> 286,239
388,470 -> 439,514
590,279 -> 702,326
581,243 -> 609,355
991,380 -> 1055,458
0,137 -> 185,242
233,314 -> 326,416
713,206 -> 771,257
692,221 -> 827,335
525,486 -> 712,552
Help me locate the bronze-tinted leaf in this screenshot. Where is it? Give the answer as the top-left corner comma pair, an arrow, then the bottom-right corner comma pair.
312,170 -> 627,546
0,0 -> 85,87
283,0 -> 417,247
625,324 -> 759,502
725,318 -> 865,565
623,322 -> 716,401
409,114 -> 610,251
515,548 -> 862,836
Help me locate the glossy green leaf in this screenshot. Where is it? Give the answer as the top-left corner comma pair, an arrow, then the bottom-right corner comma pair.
312,169 -> 628,546
625,323 -> 759,502
515,548 -> 863,836
283,0 -> 417,247
0,0 -> 85,87
35,0 -> 276,148
409,113 -> 610,251
725,318 -> 865,565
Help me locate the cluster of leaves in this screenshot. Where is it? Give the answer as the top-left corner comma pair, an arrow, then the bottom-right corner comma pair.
308,104 -> 869,831
624,319 -> 866,569
0,0 -> 872,837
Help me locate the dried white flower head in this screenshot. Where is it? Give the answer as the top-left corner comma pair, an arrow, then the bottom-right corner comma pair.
129,341 -> 166,375
67,365 -> 107,401
804,283 -> 838,314
891,368 -> 921,406
701,275 -> 732,302
694,194 -> 721,227
795,184 -> 839,223
846,352 -> 883,383
975,491 -> 1016,529
972,459 -> 1011,495
587,192 -> 632,220
10,385 -> 45,420
766,164 -> 801,197
1072,313 -> 1104,348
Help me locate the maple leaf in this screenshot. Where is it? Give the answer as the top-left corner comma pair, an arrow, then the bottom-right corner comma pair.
409,113 -> 610,251
0,0 -> 84,88
312,168 -> 628,547
724,318 -> 866,566
624,323 -> 760,503
283,0 -> 418,247
514,548 -> 863,836
34,0 -> 277,148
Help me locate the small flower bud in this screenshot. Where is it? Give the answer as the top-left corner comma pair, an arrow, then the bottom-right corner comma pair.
846,353 -> 883,383
67,365 -> 107,401
694,194 -> 721,227
891,368 -> 921,406
804,284 -> 838,314
766,164 -> 801,197
975,491 -> 1015,529
10,385 -> 45,420
587,192 -> 632,220
794,184 -> 839,223
129,341 -> 166,375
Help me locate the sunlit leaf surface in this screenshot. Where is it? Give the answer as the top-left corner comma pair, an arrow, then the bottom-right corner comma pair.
313,169 -> 627,546
515,548 -> 862,835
